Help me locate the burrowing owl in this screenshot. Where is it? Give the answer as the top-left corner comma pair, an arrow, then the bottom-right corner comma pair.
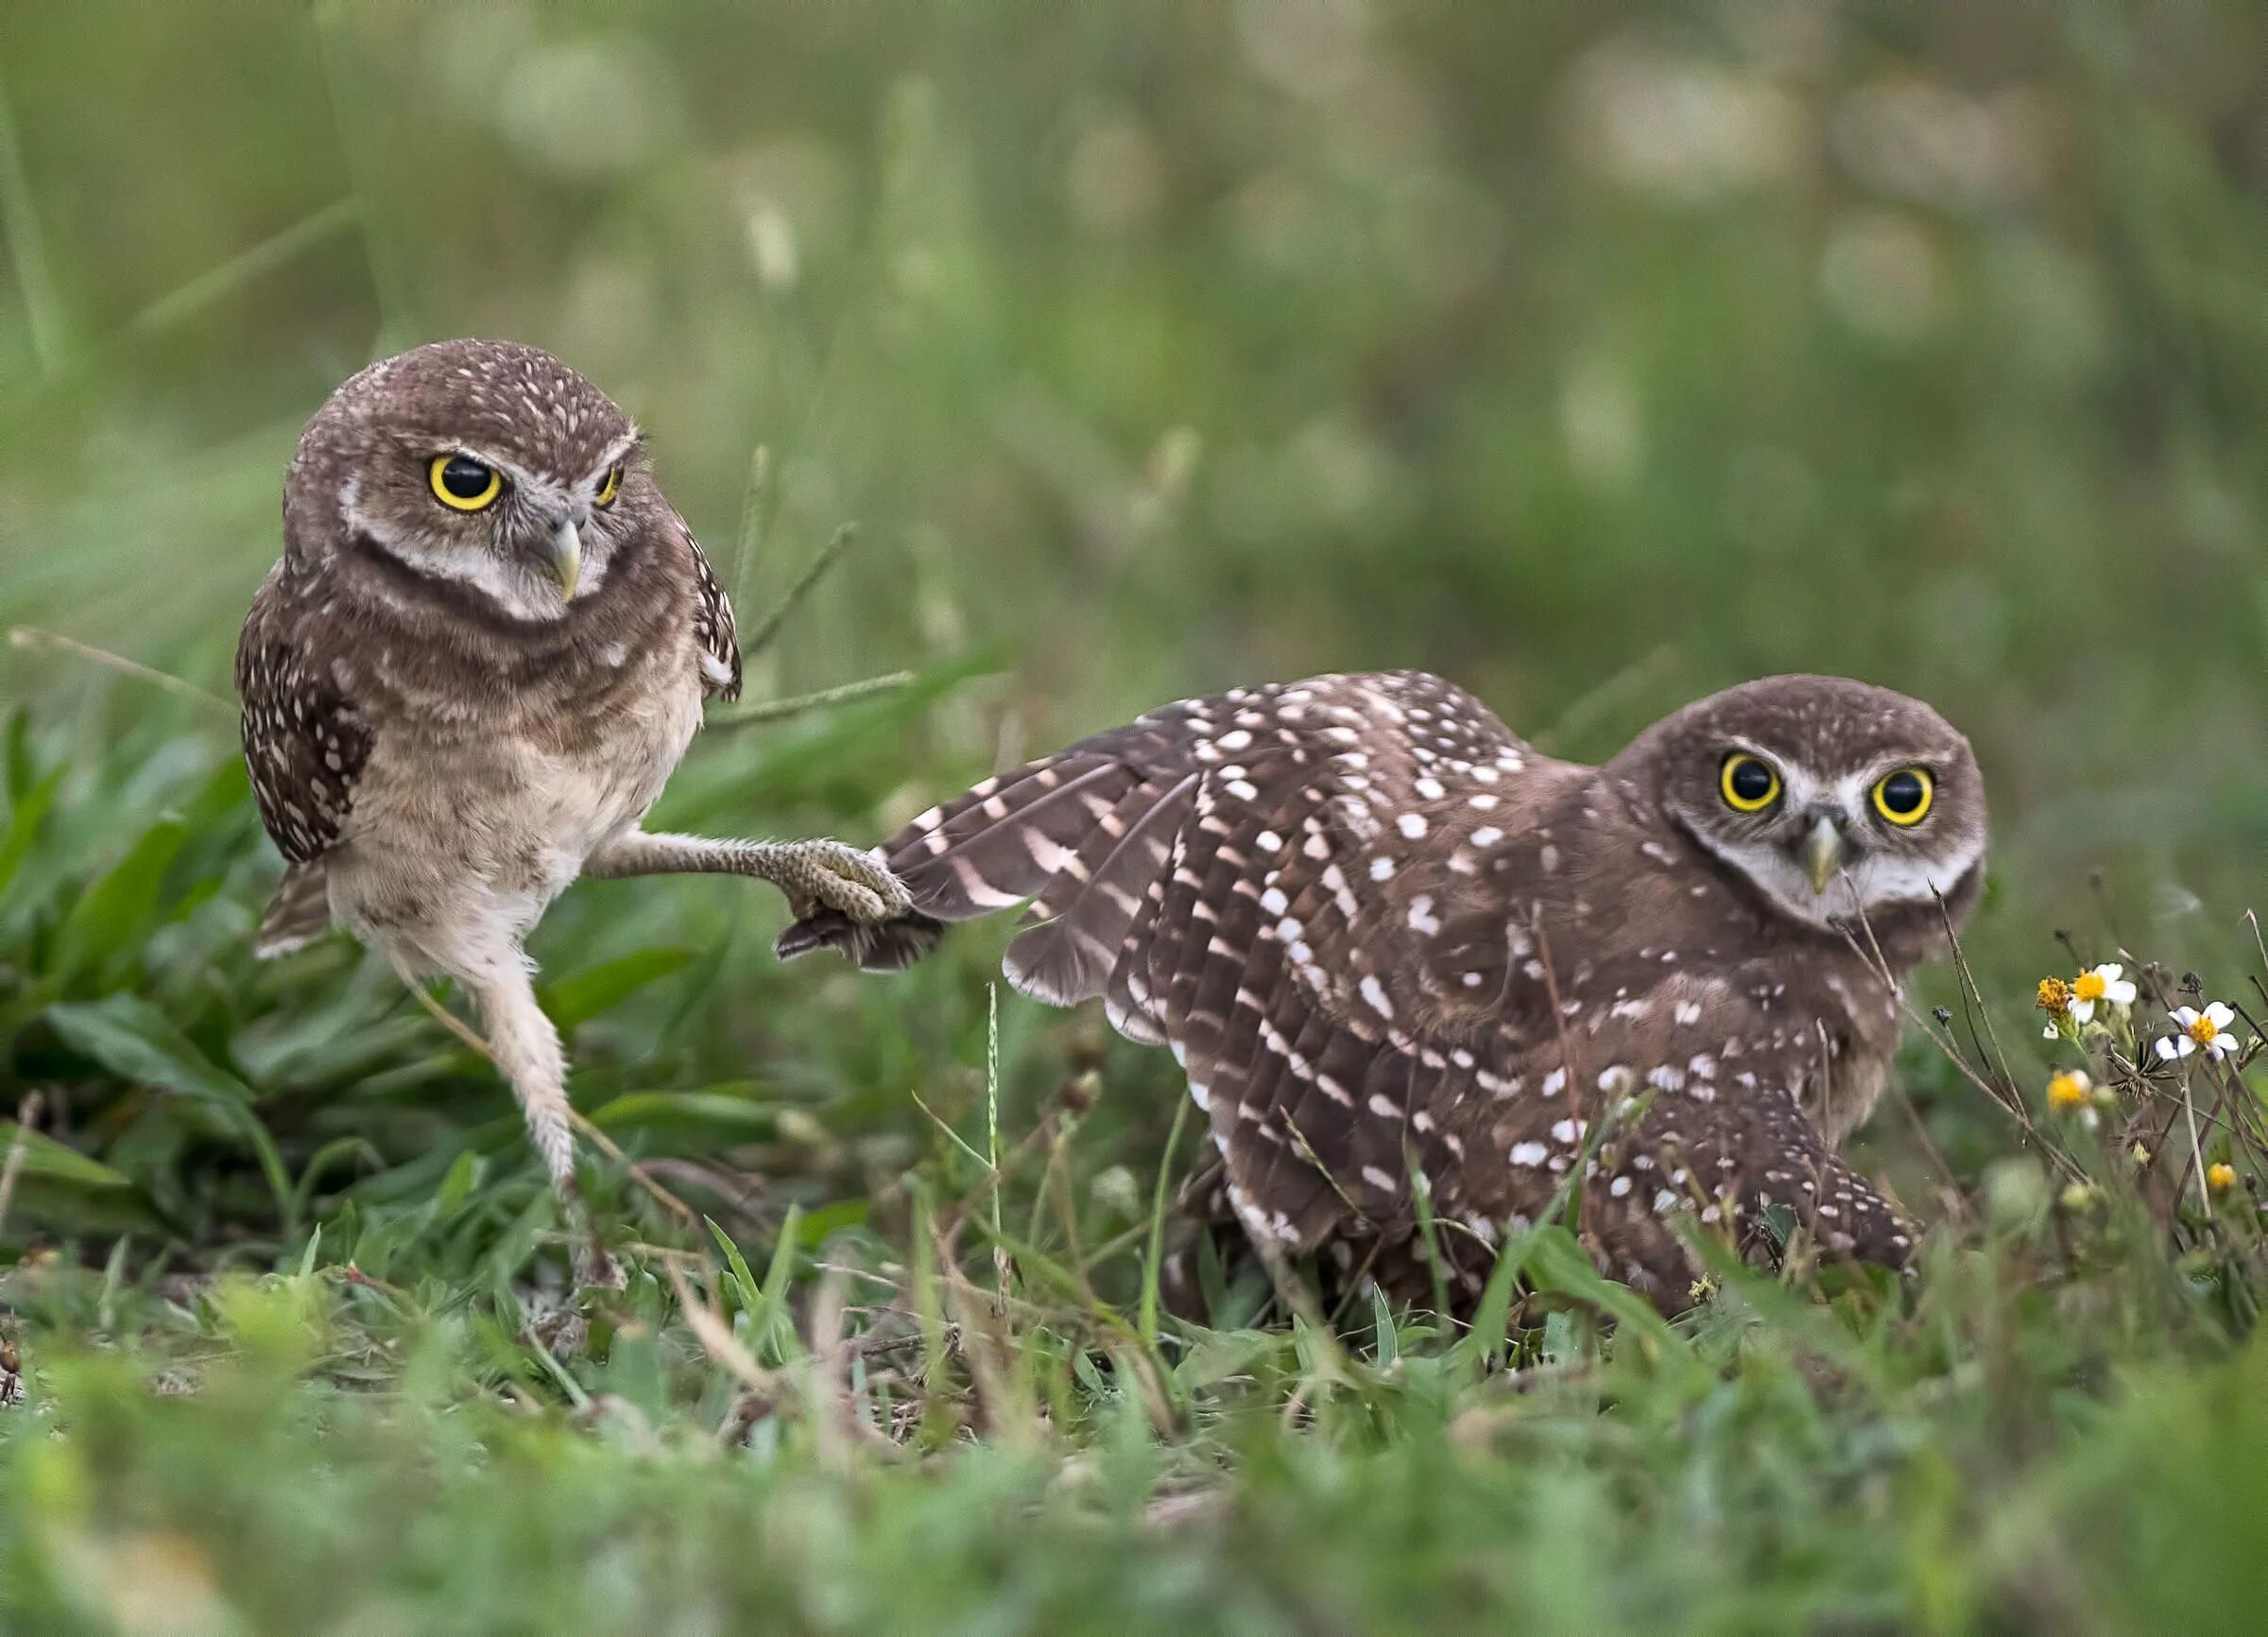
238,338 -> 910,1223
782,671 -> 1985,1314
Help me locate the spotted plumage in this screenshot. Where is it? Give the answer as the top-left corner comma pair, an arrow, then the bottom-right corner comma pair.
782,670 -> 1986,1314
238,638 -> 369,866
238,338 -> 908,1227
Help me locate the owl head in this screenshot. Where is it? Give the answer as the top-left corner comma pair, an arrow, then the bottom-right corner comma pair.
1622,675 -> 1987,934
284,338 -> 658,621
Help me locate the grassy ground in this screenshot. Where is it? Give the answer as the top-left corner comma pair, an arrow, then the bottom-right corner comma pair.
5,3 -> 2268,1631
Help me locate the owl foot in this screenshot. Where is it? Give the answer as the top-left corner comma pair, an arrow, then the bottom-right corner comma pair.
776,838 -> 914,925
583,830 -> 912,923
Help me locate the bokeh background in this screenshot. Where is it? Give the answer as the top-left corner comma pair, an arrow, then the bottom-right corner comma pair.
3,0 -> 2266,1198
8,9 -> 2268,1628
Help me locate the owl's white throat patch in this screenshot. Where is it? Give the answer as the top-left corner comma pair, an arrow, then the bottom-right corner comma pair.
1689,823 -> 1984,931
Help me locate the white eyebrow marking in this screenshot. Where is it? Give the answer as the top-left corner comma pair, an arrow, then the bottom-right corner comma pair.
583,431 -> 641,491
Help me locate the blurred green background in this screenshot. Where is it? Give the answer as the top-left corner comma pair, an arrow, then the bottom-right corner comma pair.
3,0 -> 2266,1183
8,7 -> 2268,1630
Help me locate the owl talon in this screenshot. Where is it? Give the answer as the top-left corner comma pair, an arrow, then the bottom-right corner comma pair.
798,840 -> 912,924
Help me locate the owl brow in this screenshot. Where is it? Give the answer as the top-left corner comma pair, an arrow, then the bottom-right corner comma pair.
1825,757 -> 1943,813
404,435 -> 524,476
587,431 -> 642,484
1852,753 -> 1944,784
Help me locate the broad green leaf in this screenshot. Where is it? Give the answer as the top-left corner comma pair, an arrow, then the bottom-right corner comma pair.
754,1204 -> 804,1366
707,1216 -> 764,1319
51,817 -> 188,985
45,992 -> 296,1232
435,1148 -> 480,1219
3,707 -> 30,803
543,947 -> 696,1029
0,1119 -> 135,1188
0,1122 -> 176,1240
1,1176 -> 175,1239
47,992 -> 256,1108
794,1198 -> 868,1247
0,763 -> 62,908
587,1090 -> 782,1135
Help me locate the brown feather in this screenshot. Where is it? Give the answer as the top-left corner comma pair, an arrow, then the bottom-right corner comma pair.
781,669 -> 1985,1316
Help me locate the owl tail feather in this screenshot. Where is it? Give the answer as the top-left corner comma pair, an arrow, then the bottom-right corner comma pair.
253,860 -> 335,959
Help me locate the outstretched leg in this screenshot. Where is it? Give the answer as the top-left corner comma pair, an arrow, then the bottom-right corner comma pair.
462,957 -> 576,1199
586,829 -> 912,922
456,953 -> 618,1303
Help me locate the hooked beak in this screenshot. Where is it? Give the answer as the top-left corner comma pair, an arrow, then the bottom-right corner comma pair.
549,518 -> 582,601
1799,814 -> 1847,896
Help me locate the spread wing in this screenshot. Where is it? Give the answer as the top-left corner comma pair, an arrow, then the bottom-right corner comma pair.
784,671 -> 1572,1250
1471,974 -> 1917,1306
235,565 -> 373,956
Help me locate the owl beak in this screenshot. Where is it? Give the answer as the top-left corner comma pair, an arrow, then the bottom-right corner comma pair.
549,518 -> 582,601
1799,814 -> 1847,896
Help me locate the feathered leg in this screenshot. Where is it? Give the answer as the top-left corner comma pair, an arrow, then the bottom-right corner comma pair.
586,829 -> 912,922
455,954 -> 620,1322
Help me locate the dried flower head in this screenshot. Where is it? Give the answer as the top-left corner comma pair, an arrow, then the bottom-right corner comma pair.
2038,976 -> 2075,1041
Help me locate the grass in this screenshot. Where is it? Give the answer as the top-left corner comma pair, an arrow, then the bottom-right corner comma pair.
6,2 -> 2268,1631
7,602 -> 2268,1636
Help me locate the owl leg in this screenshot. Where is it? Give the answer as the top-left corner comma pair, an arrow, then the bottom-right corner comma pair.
457,958 -> 619,1301
463,963 -> 576,1196
585,829 -> 913,923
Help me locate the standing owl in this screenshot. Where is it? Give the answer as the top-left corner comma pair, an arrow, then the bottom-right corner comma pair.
237,339 -> 910,1225
782,671 -> 1985,1314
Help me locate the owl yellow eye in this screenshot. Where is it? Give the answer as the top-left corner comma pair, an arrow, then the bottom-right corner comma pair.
594,465 -> 622,508
1720,752 -> 1780,813
430,455 -> 502,511
1872,767 -> 1933,825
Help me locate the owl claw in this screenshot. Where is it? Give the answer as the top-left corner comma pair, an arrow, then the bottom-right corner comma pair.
796,840 -> 913,924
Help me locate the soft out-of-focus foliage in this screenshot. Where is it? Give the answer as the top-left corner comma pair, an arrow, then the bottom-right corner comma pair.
3,2 -> 2268,1630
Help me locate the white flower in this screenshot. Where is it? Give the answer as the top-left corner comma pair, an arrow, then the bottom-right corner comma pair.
2156,1001 -> 2239,1062
2067,963 -> 2137,1024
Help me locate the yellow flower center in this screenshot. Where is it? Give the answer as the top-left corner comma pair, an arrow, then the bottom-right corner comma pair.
2036,977 -> 2071,1015
2189,1014 -> 2221,1047
2073,972 -> 2106,1003
2208,1163 -> 2238,1193
2046,1072 -> 2089,1110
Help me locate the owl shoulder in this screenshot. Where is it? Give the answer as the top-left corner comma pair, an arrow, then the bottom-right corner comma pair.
236,568 -> 372,866
661,507 -> 740,702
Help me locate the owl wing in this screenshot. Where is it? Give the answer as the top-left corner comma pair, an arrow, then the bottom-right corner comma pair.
1470,978 -> 1917,1309
675,508 -> 741,703
782,671 -> 1572,1251
235,565 -> 373,956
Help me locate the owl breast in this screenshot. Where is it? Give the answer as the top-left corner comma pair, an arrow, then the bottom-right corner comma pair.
325,599 -> 707,954
511,641 -> 704,884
